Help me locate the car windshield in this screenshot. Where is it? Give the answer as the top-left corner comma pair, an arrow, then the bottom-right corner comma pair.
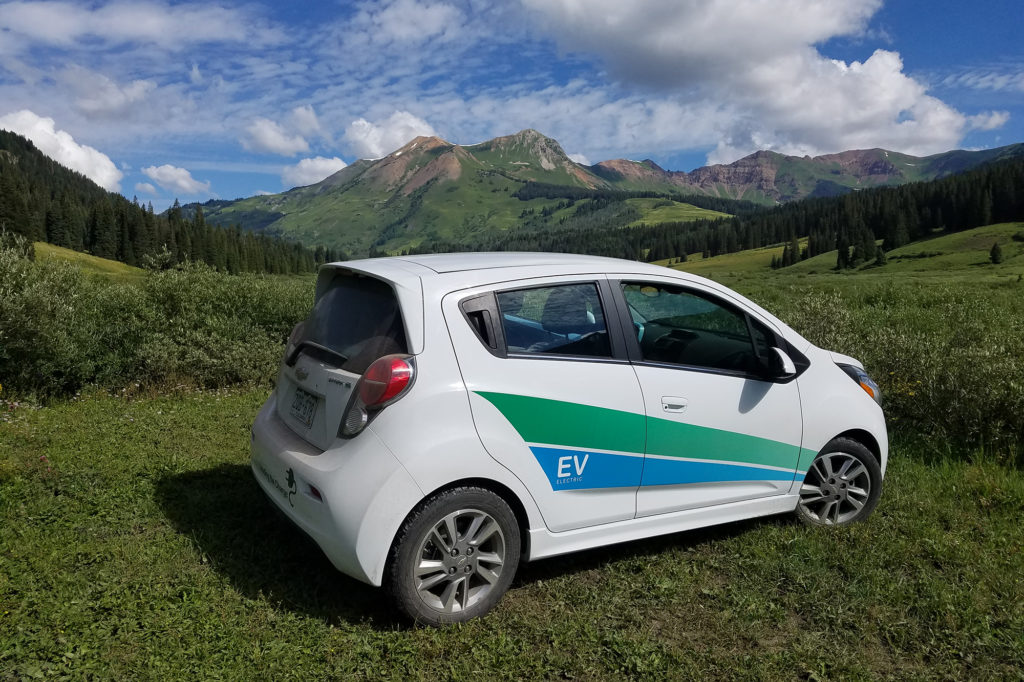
298,271 -> 408,374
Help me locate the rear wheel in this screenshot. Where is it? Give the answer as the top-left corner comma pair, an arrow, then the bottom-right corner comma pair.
386,487 -> 520,625
797,437 -> 881,526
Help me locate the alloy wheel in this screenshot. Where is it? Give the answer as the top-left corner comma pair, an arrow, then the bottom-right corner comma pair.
412,508 -> 507,614
798,451 -> 872,525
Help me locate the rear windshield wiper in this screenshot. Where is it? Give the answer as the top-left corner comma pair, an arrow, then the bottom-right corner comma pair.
286,340 -> 350,368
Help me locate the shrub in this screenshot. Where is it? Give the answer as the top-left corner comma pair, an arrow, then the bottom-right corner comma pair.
0,245 -> 312,399
751,280 -> 1024,466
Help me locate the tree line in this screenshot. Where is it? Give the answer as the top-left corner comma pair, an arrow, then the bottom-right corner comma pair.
512,181 -> 762,215
408,157 -> 1024,265
0,130 -> 338,274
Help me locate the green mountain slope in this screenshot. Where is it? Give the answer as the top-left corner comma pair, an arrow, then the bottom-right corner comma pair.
0,129 -> 322,274
199,130 -> 730,255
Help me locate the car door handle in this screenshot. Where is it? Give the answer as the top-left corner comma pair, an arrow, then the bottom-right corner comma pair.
661,397 -> 688,413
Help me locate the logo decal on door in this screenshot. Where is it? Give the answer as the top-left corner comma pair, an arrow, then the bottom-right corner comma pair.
530,445 -> 642,490
556,453 -> 589,481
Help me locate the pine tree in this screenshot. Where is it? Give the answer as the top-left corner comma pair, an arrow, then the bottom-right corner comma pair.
990,241 -> 1003,264
89,199 -> 117,259
836,233 -> 850,269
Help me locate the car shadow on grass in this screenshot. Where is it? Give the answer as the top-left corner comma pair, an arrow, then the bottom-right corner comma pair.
156,464 -> 794,627
155,464 -> 403,630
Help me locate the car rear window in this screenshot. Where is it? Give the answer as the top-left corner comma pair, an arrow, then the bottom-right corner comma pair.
300,271 -> 408,374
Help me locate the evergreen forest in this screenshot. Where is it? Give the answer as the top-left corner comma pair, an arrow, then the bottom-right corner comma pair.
0,131 -> 340,274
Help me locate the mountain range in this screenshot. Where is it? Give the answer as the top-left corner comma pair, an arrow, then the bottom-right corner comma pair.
193,129 -> 1024,256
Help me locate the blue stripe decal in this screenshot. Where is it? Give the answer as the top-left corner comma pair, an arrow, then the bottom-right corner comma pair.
531,445 -> 797,491
641,456 -> 797,487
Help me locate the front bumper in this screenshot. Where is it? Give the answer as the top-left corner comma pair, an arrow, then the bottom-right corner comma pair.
249,393 -> 424,585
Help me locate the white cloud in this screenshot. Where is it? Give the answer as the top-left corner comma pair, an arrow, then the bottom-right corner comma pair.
289,105 -> 321,137
281,156 -> 348,187
189,63 -> 202,84
523,0 -> 976,163
344,110 -> 437,158
242,118 -> 309,156
968,111 -> 1011,131
567,152 -> 591,165
142,164 -> 211,195
523,0 -> 881,86
942,68 -> 1024,94
0,1 -> 284,50
134,182 -> 157,195
61,66 -> 156,117
351,0 -> 463,45
0,109 -> 123,190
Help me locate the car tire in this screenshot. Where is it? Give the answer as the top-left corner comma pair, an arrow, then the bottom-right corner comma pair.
796,437 -> 882,526
385,486 -> 521,626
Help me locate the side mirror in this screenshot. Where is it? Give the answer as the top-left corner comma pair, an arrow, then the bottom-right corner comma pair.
767,347 -> 797,379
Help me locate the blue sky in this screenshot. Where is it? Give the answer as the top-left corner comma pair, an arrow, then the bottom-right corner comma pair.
0,0 -> 1021,210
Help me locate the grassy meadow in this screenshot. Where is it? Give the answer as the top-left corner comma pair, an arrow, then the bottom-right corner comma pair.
670,222 -> 1024,280
1,390 -> 1021,679
34,243 -> 146,280
2,227 -> 1024,678
625,198 -> 732,226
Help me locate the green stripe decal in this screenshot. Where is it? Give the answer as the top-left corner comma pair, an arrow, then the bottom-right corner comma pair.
475,391 -> 646,454
645,419 -> 796,470
475,391 -> 802,471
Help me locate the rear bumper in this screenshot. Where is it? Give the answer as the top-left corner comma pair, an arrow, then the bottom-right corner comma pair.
250,393 -> 424,585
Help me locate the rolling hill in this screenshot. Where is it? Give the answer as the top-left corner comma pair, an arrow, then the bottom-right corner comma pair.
194,130 -> 1024,257
666,222 -> 1024,281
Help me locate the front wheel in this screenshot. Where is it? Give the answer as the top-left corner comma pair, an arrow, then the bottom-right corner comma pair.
796,437 -> 881,526
385,486 -> 521,626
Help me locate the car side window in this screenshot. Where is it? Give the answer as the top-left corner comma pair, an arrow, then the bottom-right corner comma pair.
496,283 -> 611,357
622,282 -> 770,373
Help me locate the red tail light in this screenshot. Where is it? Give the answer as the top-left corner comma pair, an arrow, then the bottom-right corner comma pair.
340,354 -> 415,438
359,356 -> 414,406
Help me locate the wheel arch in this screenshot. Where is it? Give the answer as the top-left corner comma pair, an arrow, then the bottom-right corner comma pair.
396,477 -> 534,561
834,428 -> 881,464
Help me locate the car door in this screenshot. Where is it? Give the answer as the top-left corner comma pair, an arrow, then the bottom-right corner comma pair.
442,277 -> 646,532
612,278 -> 804,517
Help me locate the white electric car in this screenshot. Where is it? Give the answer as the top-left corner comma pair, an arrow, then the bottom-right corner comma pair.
251,252 -> 886,625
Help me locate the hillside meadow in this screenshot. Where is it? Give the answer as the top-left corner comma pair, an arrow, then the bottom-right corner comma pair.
2,231 -> 1023,678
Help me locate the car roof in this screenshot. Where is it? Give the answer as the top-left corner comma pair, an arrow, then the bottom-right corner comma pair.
389,252 -> 661,274
331,252 -> 677,277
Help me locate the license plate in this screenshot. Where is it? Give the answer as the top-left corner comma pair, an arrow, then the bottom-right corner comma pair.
290,387 -> 317,428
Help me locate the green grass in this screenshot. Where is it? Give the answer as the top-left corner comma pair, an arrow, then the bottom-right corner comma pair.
34,242 -> 145,280
653,238 -> 808,276
625,198 -> 731,226
673,223 -> 1024,281
2,391 -> 1022,678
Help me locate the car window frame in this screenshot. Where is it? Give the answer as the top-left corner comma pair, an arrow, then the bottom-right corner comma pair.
608,277 -> 805,383
459,277 -> 631,364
